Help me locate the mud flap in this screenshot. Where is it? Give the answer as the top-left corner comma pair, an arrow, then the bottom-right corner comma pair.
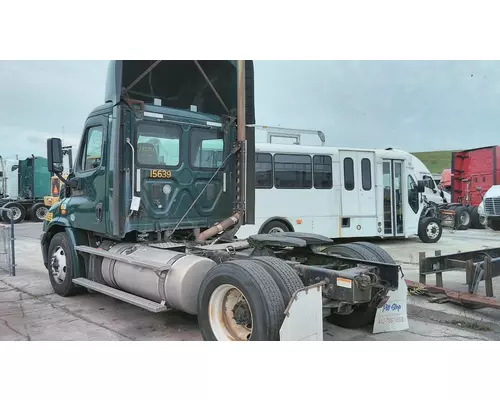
279,283 -> 324,341
373,271 -> 409,334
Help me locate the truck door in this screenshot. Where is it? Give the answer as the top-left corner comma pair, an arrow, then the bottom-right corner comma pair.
67,114 -> 108,234
339,150 -> 376,217
382,159 -> 405,236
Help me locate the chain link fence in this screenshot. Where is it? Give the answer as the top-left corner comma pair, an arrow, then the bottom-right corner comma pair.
0,207 -> 16,276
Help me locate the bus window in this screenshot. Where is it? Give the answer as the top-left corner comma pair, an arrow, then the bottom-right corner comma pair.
274,154 -> 312,189
344,157 -> 355,191
256,153 -> 273,188
313,155 -> 332,189
361,158 -> 372,191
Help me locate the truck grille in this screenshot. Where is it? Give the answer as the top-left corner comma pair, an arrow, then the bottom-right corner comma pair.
484,197 -> 500,215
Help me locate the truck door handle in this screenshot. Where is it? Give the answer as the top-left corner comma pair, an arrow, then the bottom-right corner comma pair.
96,203 -> 103,222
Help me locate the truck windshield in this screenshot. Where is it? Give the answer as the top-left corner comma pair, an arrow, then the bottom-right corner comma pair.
137,123 -> 181,167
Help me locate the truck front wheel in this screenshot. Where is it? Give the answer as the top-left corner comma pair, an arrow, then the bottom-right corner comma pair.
197,260 -> 285,341
48,232 -> 84,297
418,217 -> 443,243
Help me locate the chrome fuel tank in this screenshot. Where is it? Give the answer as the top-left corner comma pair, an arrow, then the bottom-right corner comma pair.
100,243 -> 216,315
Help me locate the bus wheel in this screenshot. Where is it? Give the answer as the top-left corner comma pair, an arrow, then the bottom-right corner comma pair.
197,259 -> 285,341
261,220 -> 290,234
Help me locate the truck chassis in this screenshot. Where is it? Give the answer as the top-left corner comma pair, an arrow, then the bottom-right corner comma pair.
40,229 -> 401,341
0,197 -> 49,224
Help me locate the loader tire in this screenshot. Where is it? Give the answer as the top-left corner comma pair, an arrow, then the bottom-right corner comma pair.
253,256 -> 304,307
322,244 -> 380,329
197,259 -> 285,341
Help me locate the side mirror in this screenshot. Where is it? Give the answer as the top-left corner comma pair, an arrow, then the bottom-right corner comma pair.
417,180 -> 425,193
47,138 -> 64,174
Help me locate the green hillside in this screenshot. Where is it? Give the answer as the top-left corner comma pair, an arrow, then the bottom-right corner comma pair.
411,151 -> 455,174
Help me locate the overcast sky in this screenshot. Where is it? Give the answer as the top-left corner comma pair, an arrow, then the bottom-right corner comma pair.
1,60 -> 500,160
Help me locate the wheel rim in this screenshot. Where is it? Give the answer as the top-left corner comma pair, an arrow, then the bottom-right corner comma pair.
426,222 -> 440,240
36,206 -> 48,220
479,215 -> 487,226
50,246 -> 67,284
8,206 -> 21,221
460,211 -> 470,226
208,284 -> 253,341
268,227 -> 284,234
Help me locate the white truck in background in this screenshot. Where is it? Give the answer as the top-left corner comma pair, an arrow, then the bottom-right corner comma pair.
477,186 -> 500,230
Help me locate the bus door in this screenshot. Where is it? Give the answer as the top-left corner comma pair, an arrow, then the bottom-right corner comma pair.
382,159 -> 405,236
339,150 -> 376,217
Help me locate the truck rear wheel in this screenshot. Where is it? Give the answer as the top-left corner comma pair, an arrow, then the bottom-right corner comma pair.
322,244 -> 382,329
29,203 -> 49,222
455,206 -> 472,230
350,242 -> 396,264
48,232 -> 84,297
253,256 -> 304,306
1,202 -> 26,224
197,259 -> 285,341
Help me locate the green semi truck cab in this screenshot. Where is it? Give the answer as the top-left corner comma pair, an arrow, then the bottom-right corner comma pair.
40,60 -> 403,341
0,155 -> 52,223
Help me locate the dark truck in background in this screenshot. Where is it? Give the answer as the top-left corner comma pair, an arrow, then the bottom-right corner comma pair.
0,155 -> 52,223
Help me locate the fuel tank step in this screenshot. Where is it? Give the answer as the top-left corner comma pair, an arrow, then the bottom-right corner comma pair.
72,278 -> 169,313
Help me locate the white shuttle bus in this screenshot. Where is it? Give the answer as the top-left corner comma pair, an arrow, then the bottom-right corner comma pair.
231,126 -> 441,243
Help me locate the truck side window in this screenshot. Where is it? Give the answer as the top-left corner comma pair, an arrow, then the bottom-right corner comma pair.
80,126 -> 103,171
313,155 -> 333,189
255,153 -> 273,189
407,175 -> 419,213
343,157 -> 354,191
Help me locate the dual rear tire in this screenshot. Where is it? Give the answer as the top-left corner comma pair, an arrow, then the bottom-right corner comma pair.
197,257 -> 304,341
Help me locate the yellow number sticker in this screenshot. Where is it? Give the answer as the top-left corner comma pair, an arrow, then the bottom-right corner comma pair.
45,212 -> 53,222
149,170 -> 172,179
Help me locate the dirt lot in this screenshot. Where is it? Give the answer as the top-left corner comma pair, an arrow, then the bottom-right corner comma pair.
1,222 -> 500,341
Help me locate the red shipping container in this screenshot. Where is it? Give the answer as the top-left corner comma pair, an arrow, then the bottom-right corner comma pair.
451,145 -> 500,206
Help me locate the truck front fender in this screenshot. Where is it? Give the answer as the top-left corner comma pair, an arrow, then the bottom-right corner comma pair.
41,219 -> 89,278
